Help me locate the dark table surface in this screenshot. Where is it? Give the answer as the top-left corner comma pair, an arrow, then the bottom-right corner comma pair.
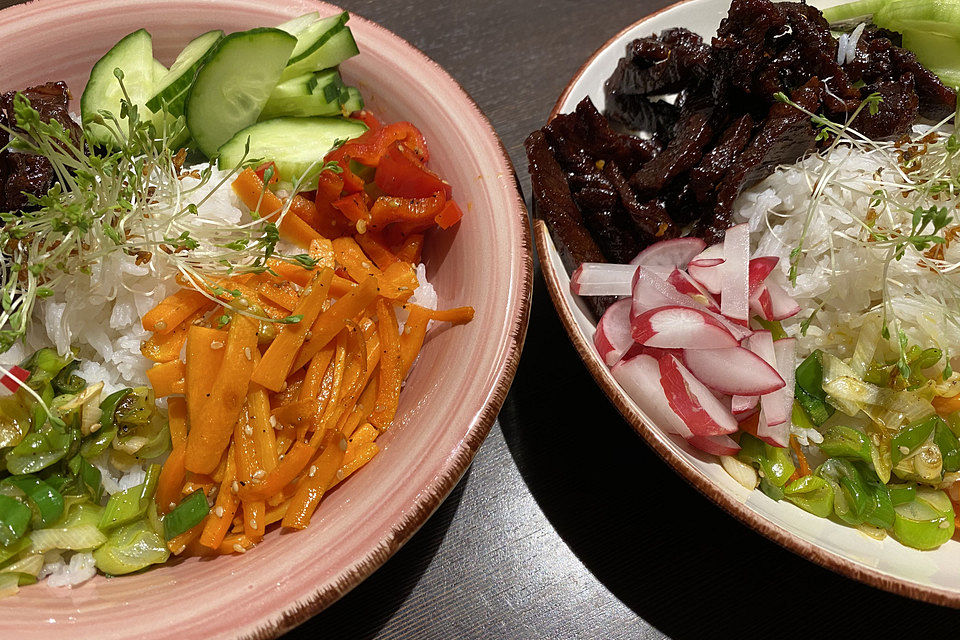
285,0 -> 960,638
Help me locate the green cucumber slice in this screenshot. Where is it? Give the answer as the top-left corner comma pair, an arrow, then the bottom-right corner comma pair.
216,116 -> 367,186
277,11 -> 320,36
184,27 -> 297,158
281,26 -> 359,81
260,70 -> 347,119
146,29 -> 223,116
80,29 -> 157,148
342,87 -> 364,114
287,12 -> 348,65
822,0 -> 892,22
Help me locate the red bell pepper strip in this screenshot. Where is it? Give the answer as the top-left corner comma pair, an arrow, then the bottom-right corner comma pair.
434,199 -> 464,229
326,122 -> 429,167
352,109 -> 382,131
375,142 -> 452,199
368,192 -> 446,232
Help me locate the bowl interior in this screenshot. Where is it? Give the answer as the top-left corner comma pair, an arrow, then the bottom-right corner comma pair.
0,1 -> 529,638
539,0 -> 960,607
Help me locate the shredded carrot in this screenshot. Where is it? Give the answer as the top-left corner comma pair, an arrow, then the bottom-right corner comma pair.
282,429 -> 346,529
933,394 -> 960,416
184,325 -> 227,438
309,237 -> 337,270
146,359 -> 185,397
251,268 -> 333,392
247,384 -> 278,473
217,533 -> 256,555
335,443 -> 379,486
156,397 -> 188,515
354,232 -> 398,269
789,435 -> 811,481
140,304 -> 211,363
142,289 -> 210,335
369,299 -> 402,429
394,233 -> 423,264
232,169 -> 321,247
167,522 -> 204,555
257,280 -> 300,311
267,259 -> 314,286
300,343 -> 336,401
234,408 -> 266,542
292,277 -> 379,371
332,236 -> 381,283
185,315 -> 259,474
330,274 -> 359,298
199,442 -> 239,549
377,262 -> 418,301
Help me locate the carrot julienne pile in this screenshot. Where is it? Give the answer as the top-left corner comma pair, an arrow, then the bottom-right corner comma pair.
142,111 -> 474,556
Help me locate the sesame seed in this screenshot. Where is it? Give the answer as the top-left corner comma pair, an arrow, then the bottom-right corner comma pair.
253,470 -> 266,479
757,469 -> 765,478
231,480 -> 239,494
169,502 -> 176,510
90,422 -> 102,433
155,320 -> 168,331
269,416 -> 278,428
214,506 -> 225,518
244,424 -> 254,436
336,469 -> 344,480
304,330 -> 313,341
233,544 -> 247,554
361,261 -> 371,270
308,465 -> 317,478
210,341 -> 224,350
899,445 -> 910,454
237,297 -> 249,308
356,219 -> 367,234
244,347 -> 252,360
339,437 -> 348,451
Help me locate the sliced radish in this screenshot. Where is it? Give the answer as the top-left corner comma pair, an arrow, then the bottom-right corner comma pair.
748,256 -> 779,297
687,434 -> 741,456
739,409 -> 785,447
571,263 -> 635,297
611,353 -> 694,438
765,281 -> 800,320
688,243 -> 725,268
594,299 -> 633,366
631,267 -> 752,341
667,268 -> 719,312
633,306 -> 739,350
658,354 -> 739,436
750,286 -> 774,320
682,346 -> 785,395
731,394 -> 760,416
720,223 -> 750,322
630,237 -> 706,269
688,261 -> 723,295
747,331 -> 789,427
758,337 -> 797,447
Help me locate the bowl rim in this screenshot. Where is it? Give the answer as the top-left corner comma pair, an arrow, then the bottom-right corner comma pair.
534,0 -> 960,609
0,0 -> 533,635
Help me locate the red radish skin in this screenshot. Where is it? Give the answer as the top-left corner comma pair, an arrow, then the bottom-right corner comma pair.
667,268 -> 720,312
765,281 -> 800,320
630,237 -> 706,269
611,354 -> 694,438
748,257 -> 779,297
689,243 -> 725,267
571,263 -> 635,297
594,299 -> 633,366
681,346 -> 785,395
658,354 -> 739,436
720,224 -> 750,322
687,434 -> 741,456
687,261 -> 723,294
632,306 -> 739,350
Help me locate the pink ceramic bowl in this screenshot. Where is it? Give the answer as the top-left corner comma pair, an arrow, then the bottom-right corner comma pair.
0,1 -> 531,637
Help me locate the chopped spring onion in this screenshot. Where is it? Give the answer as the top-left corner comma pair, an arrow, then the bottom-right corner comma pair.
162,489 -> 209,541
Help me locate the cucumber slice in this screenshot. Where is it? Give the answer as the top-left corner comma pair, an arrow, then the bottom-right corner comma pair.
152,59 -> 168,84
287,12 -> 348,65
146,29 -> 223,116
281,26 -> 359,81
342,87 -> 364,114
81,29 -> 157,147
260,70 -> 347,119
217,116 -> 367,186
822,0 -> 892,22
277,11 -> 320,36
876,0 -> 960,38
184,27 -> 297,158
